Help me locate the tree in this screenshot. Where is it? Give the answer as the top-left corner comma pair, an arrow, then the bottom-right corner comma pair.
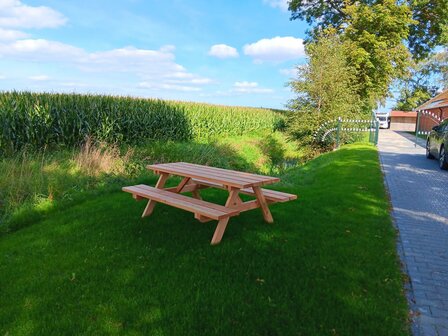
343,1 -> 413,105
288,0 -> 448,60
287,34 -> 363,147
430,49 -> 448,89
288,0 -> 448,108
408,0 -> 448,61
395,49 -> 448,110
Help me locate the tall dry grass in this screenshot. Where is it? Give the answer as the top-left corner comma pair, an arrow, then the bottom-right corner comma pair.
0,141 -> 134,222
74,138 -> 133,176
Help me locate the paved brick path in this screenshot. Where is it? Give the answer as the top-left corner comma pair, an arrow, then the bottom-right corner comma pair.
378,130 -> 448,336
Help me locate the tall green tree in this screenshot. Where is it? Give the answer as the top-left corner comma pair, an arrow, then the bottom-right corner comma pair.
289,0 -> 448,60
288,0 -> 448,105
395,49 -> 448,110
287,34 -> 362,147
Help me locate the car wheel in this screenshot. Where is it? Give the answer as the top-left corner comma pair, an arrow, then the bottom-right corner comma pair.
439,146 -> 448,170
426,140 -> 434,159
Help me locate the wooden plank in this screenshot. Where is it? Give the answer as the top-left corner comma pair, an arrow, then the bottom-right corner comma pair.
210,217 -> 230,245
192,179 -> 222,189
239,188 -> 297,202
147,162 -> 279,188
236,200 -> 261,212
194,213 -> 213,223
164,184 -> 208,193
141,173 -> 169,218
132,185 -> 230,213
191,189 -> 202,200
133,194 -> 144,201
173,164 -> 269,183
171,162 -> 279,184
125,186 -> 225,220
192,178 -> 297,203
225,188 -> 243,208
123,185 -> 239,220
253,186 -> 274,224
148,164 -> 249,186
162,163 -> 264,185
175,162 -> 278,183
175,177 -> 191,193
147,164 -> 252,188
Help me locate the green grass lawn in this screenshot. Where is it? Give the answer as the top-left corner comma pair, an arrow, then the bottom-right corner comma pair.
0,144 -> 409,335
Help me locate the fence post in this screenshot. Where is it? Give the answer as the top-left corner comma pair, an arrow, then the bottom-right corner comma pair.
369,113 -> 375,144
415,110 -> 421,148
336,117 -> 342,148
374,119 -> 379,145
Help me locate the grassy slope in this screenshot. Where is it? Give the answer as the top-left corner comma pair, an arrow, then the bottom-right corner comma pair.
0,131 -> 301,228
0,144 -> 409,335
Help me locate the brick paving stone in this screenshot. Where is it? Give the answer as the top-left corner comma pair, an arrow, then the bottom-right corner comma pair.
378,131 -> 448,336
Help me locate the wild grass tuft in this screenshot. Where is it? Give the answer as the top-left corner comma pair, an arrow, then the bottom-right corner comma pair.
74,138 -> 133,177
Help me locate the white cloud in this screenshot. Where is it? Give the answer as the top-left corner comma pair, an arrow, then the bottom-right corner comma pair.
166,78 -> 213,85
232,81 -> 273,94
234,81 -> 258,88
263,0 -> 289,12
0,27 -> 29,40
138,82 -> 201,92
0,0 -> 67,29
208,44 -> 239,59
84,46 -> 176,73
0,37 -> 213,93
0,39 -> 84,61
244,36 -> 305,62
0,75 -> 6,80
29,75 -> 49,81
279,68 -> 297,76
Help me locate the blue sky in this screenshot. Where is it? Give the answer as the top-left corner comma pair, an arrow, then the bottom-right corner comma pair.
0,0 -> 314,109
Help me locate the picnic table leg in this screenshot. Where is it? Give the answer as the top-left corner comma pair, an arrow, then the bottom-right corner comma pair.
209,188 -> 243,244
253,186 -> 274,223
225,188 -> 243,208
211,217 -> 229,245
192,189 -> 202,200
141,173 -> 170,218
175,177 -> 191,193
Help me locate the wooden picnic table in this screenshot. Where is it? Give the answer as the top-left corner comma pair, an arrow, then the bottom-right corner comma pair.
123,162 -> 296,245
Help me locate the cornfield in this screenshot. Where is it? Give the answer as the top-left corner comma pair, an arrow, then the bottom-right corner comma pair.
0,92 -> 284,154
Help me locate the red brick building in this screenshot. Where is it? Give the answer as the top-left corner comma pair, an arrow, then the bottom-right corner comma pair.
416,89 -> 448,132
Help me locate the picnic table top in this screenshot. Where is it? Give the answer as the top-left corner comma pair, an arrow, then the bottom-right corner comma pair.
147,162 -> 280,189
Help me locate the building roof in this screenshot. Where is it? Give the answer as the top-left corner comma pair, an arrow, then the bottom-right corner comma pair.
390,110 -> 417,118
416,89 -> 448,111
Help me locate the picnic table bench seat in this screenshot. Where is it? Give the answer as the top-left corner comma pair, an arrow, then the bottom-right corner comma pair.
122,184 -> 240,220
191,179 -> 296,203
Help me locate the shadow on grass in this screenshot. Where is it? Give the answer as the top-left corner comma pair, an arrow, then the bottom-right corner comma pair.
256,133 -> 301,174
0,144 -> 409,336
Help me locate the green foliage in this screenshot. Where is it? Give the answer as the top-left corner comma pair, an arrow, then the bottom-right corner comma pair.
395,82 -> 436,111
343,0 -> 413,104
286,34 -> 364,147
0,92 -> 284,154
395,50 -> 448,110
288,0 -> 448,106
0,144 -> 409,335
408,0 -> 448,60
288,0 -> 448,61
